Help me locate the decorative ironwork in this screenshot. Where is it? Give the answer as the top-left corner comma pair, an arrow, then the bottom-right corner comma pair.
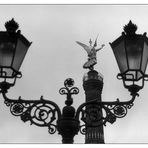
0,78 -> 80,137
59,78 -> 79,106
0,77 -> 140,142
75,93 -> 138,134
57,78 -> 80,143
3,93 -> 61,134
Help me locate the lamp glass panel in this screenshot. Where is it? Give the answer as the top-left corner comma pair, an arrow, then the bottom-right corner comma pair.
12,37 -> 29,71
125,71 -> 136,80
126,37 -> 143,70
0,34 -> 16,67
126,71 -> 142,80
137,71 -> 143,80
0,42 -> 15,66
141,41 -> 148,74
2,68 -> 14,77
112,40 -> 128,73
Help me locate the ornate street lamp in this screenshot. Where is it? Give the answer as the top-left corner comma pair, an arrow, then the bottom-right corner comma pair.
0,18 -> 31,80
110,20 -> 148,92
0,19 -> 147,144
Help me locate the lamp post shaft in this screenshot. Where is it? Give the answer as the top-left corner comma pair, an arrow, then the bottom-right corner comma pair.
57,105 -> 80,144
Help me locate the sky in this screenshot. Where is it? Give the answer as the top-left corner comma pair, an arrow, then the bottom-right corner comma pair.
0,4 -> 148,144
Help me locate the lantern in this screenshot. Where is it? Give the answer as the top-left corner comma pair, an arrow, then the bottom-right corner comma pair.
0,18 -> 31,78
110,21 -> 148,90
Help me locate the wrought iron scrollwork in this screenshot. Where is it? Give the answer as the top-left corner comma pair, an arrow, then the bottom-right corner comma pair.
1,78 -> 80,136
59,78 -> 79,96
3,93 -> 61,134
80,125 -> 86,135
59,78 -> 79,106
76,93 -> 138,134
48,124 -> 57,134
0,77 -> 139,138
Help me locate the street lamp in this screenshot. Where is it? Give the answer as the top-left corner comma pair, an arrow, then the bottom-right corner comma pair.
0,19 -> 148,144
0,18 -> 31,79
110,20 -> 148,92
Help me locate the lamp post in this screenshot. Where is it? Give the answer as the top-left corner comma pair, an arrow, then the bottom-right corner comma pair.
0,19 -> 148,144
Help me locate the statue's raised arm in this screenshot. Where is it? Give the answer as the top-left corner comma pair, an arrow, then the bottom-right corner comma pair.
96,44 -> 105,52
76,36 -> 105,70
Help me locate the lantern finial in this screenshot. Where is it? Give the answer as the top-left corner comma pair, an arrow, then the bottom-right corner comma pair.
5,18 -> 19,33
123,20 -> 137,35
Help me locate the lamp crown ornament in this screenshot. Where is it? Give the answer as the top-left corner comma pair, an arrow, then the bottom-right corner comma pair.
5,18 -> 19,33
123,20 -> 138,35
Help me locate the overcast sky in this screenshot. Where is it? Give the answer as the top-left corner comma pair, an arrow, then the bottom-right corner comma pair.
0,4 -> 148,143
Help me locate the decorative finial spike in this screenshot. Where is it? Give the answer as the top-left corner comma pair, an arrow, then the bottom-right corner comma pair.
5,18 -> 19,33
123,20 -> 137,35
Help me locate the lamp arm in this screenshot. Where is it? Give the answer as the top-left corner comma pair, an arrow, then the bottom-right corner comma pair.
1,91 -> 62,134
75,93 -> 138,135
101,92 -> 137,106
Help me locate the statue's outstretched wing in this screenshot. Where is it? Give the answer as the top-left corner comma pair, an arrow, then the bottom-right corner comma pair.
76,41 -> 91,54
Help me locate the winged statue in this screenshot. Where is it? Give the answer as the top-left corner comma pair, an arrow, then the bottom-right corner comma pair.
76,36 -> 105,70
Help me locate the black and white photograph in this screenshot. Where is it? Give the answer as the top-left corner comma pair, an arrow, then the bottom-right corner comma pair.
0,4 -> 148,144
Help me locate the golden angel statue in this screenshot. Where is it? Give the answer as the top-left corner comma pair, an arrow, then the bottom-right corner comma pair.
76,36 -> 105,70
